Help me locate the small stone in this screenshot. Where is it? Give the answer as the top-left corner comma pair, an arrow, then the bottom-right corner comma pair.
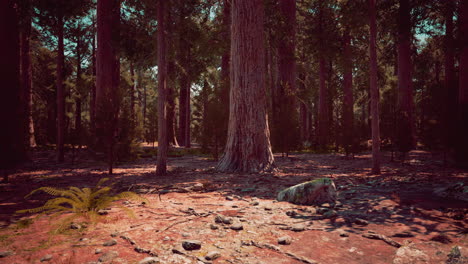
354,218 -> 369,226
205,251 -> 221,261
163,236 -> 171,241
0,251 -> 13,258
103,239 -> 117,246
95,248 -> 102,254
393,246 -> 429,264
223,217 -> 233,225
134,247 -> 151,254
139,257 -> 160,264
40,254 -> 53,262
182,240 -> 202,250
110,232 -> 119,237
230,223 -> 243,231
278,236 -> 292,245
181,233 -> 190,238
70,223 -> 81,230
225,196 -> 234,201
291,225 -> 306,232
98,210 -> 108,215
79,238 -> 89,242
209,224 -> 219,230
316,208 -> 329,215
264,207 -> 272,211
232,205 -> 239,208
339,232 -> 349,237
99,251 -> 119,262
286,210 -> 297,217
250,201 -> 259,206
321,203 -> 331,208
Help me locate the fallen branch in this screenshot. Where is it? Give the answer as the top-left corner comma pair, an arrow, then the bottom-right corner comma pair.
248,240 -> 318,264
362,233 -> 401,248
157,217 -> 195,233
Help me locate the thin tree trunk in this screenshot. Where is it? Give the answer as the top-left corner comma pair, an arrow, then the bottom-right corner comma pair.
96,0 -> 120,174
342,28 -> 354,156
444,0 -> 456,154
317,3 -> 329,149
216,0 -> 274,173
130,62 -> 135,122
456,0 -> 468,166
369,0 -> 381,174
167,61 -> 179,147
156,0 -> 168,176
75,36 -> 82,148
90,25 -> 96,135
396,0 -> 415,154
56,14 -> 65,163
20,0 -> 36,149
185,73 -> 191,148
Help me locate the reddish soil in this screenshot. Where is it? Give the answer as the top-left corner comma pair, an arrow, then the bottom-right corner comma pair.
0,149 -> 467,264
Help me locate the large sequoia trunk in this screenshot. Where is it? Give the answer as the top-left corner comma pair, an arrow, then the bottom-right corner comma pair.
156,0 -> 168,176
216,0 -> 274,173
1,0 -> 25,182
317,4 -> 329,149
56,14 -> 65,162
369,0 -> 381,174
96,0 -> 120,174
396,0 -> 415,154
457,0 -> 468,167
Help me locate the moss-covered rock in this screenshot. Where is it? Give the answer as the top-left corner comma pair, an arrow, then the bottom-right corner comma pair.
277,178 -> 337,205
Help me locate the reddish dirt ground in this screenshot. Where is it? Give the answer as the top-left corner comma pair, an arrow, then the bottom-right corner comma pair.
0,148 -> 467,264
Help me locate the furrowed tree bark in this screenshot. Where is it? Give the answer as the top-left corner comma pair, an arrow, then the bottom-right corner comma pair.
156,0 -> 168,176
220,0 -> 231,142
216,0 -> 274,173
1,0 -> 25,182
90,24 -> 96,135
167,61 -> 179,146
20,0 -> 36,149
96,0 -> 120,174
75,36 -> 82,148
369,0 -> 381,174
342,28 -> 354,156
317,3 -> 329,149
396,0 -> 415,155
56,14 -> 65,163
457,0 -> 468,167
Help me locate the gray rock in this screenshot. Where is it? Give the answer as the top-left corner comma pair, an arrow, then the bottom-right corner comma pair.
291,225 -> 306,232
209,224 -> 219,230
95,248 -> 103,254
98,210 -> 108,215
215,215 -> 233,225
110,232 -> 119,237
278,236 -> 292,245
181,232 -> 190,238
230,223 -> 243,231
103,239 -> 117,246
0,251 -> 13,258
139,257 -> 160,264
205,251 -> 221,261
264,206 -> 272,211
98,251 -> 119,262
70,223 -> 81,230
40,254 -> 53,262
323,210 -> 338,219
225,196 -> 234,201
393,246 -> 429,264
182,240 -> 202,250
277,178 -> 337,205
316,207 -> 329,215
250,201 -> 259,206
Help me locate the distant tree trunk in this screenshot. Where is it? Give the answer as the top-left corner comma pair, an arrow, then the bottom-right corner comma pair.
156,0 -> 168,176
96,0 -> 120,174
185,70 -> 191,148
1,0 -> 25,182
56,14 -> 65,163
90,26 -> 96,135
20,0 -> 36,149
142,70 -> 146,132
457,0 -> 468,166
75,37 -> 82,148
342,28 -> 354,156
217,0 -> 274,173
130,62 -> 135,122
369,0 -> 381,174
276,0 -> 298,154
167,61 -> 179,146
396,0 -> 415,155
444,0 -> 456,154
317,3 -> 329,149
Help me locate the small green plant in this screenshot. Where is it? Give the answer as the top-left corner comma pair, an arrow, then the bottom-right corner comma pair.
16,178 -> 148,231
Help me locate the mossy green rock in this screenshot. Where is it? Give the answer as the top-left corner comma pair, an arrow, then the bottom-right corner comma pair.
277,178 -> 337,205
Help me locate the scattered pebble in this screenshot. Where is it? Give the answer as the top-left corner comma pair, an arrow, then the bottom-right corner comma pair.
98,251 -> 119,263
95,248 -> 102,254
40,254 -> 52,262
225,196 -> 234,201
182,240 -> 202,250
139,257 -> 160,264
70,223 -> 81,230
354,218 -> 369,226
230,223 -> 243,231
205,251 -> 221,261
0,251 -> 13,258
278,236 -> 292,245
291,225 -> 306,232
210,224 -> 219,230
103,239 -> 117,246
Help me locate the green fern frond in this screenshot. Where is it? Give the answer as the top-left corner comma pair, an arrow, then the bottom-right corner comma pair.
114,191 -> 149,204
25,187 -> 69,199
96,178 -> 109,188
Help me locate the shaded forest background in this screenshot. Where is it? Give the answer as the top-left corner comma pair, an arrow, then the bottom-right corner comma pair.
1,0 -> 468,178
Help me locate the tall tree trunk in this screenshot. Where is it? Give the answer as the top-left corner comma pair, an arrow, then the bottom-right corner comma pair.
342,28 -> 354,156
396,0 -> 415,154
167,61 -> 179,146
130,62 -> 135,122
369,0 -> 381,174
75,37 -> 82,148
185,74 -> 191,148
20,0 -> 36,149
96,0 -> 120,174
317,3 -> 329,149
444,0 -> 456,154
457,0 -> 468,166
1,0 -> 25,182
220,0 -> 231,144
277,0 -> 298,154
156,0 -> 168,176
56,14 -> 65,163
90,25 -> 96,135
217,0 -> 274,173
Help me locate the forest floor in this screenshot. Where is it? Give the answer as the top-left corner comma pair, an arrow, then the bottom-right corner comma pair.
0,147 -> 467,264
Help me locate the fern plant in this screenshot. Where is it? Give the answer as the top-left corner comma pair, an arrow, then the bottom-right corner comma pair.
16,178 -> 148,231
